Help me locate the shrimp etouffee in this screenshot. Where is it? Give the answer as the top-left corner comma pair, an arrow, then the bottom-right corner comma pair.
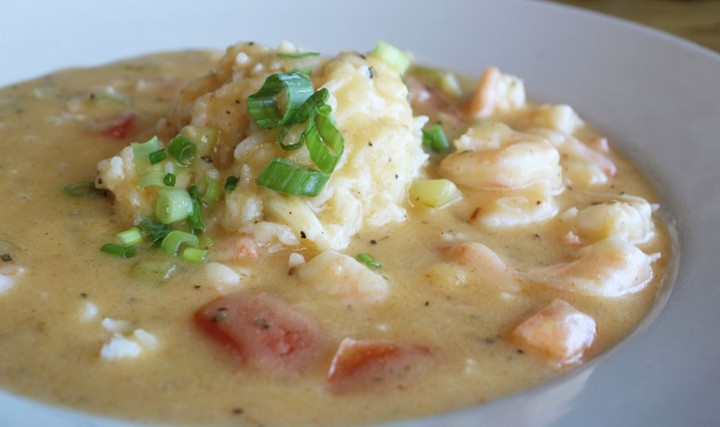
0,41 -> 671,426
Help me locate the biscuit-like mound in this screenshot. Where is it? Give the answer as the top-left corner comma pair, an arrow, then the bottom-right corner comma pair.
98,42 -> 427,250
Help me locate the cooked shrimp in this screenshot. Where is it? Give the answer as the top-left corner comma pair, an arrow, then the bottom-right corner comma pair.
529,128 -> 617,185
511,299 -> 596,365
296,250 -> 389,305
476,181 -> 559,228
568,199 -> 655,245
211,235 -> 261,263
524,237 -> 657,297
439,123 -> 563,192
406,76 -> 463,128
438,242 -> 520,293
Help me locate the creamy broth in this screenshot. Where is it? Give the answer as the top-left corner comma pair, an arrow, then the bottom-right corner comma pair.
0,44 -> 670,427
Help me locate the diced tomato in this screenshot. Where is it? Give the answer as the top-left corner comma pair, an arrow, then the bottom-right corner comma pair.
195,292 -> 327,373
99,113 -> 135,139
326,338 -> 433,394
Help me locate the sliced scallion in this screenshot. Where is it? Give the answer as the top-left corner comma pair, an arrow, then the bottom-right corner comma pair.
101,243 -> 138,259
187,186 -> 205,233
200,176 -> 221,204
148,149 -> 167,165
182,247 -> 207,263
160,230 -> 200,256
63,181 -> 100,198
167,135 -> 197,166
132,136 -> 165,188
139,218 -> 171,246
278,88 -> 329,149
422,124 -> 450,153
302,103 -> 344,173
256,158 -> 330,197
224,176 -> 239,191
115,227 -> 143,246
278,51 -> 320,59
155,188 -> 193,224
247,72 -> 314,129
131,136 -> 163,162
357,253 -> 382,270
163,173 -> 176,187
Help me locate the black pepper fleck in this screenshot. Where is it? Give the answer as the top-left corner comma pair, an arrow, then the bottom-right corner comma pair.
255,318 -> 271,329
370,239 -> 377,245
300,231 -> 307,239
80,292 -> 88,299
1,254 -> 12,262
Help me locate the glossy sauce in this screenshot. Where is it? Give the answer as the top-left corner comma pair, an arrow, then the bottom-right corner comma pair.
0,50 -> 670,426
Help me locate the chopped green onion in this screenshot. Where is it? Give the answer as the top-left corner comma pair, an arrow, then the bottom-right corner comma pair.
101,243 -> 138,258
422,124 -> 450,153
224,176 -> 239,191
357,253 -> 382,269
278,51 -> 320,59
131,136 -> 163,161
163,173 -> 176,187
247,72 -> 314,129
200,176 -> 221,204
139,218 -> 171,246
63,181 -> 101,197
182,247 -> 207,263
155,188 -> 193,224
129,259 -> 176,283
370,40 -> 412,75
115,227 -> 144,246
148,149 -> 167,165
167,135 -> 197,166
132,136 -> 165,188
256,158 -> 330,197
139,170 -> 165,188
302,103 -> 344,173
187,186 -> 205,233
163,172 -> 177,186
180,125 -> 217,158
278,88 -> 329,149
160,230 -> 200,256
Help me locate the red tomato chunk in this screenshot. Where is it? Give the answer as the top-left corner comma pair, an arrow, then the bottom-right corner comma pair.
100,113 -> 135,139
195,292 -> 327,373
326,338 -> 433,393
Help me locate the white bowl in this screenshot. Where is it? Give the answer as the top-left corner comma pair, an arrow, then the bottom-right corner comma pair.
1,1 -> 719,426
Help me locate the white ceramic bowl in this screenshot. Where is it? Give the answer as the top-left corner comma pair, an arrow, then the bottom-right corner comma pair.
1,1 -> 719,426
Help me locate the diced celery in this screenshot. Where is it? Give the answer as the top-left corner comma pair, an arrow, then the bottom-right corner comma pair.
370,40 -> 412,75
409,179 -> 462,208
